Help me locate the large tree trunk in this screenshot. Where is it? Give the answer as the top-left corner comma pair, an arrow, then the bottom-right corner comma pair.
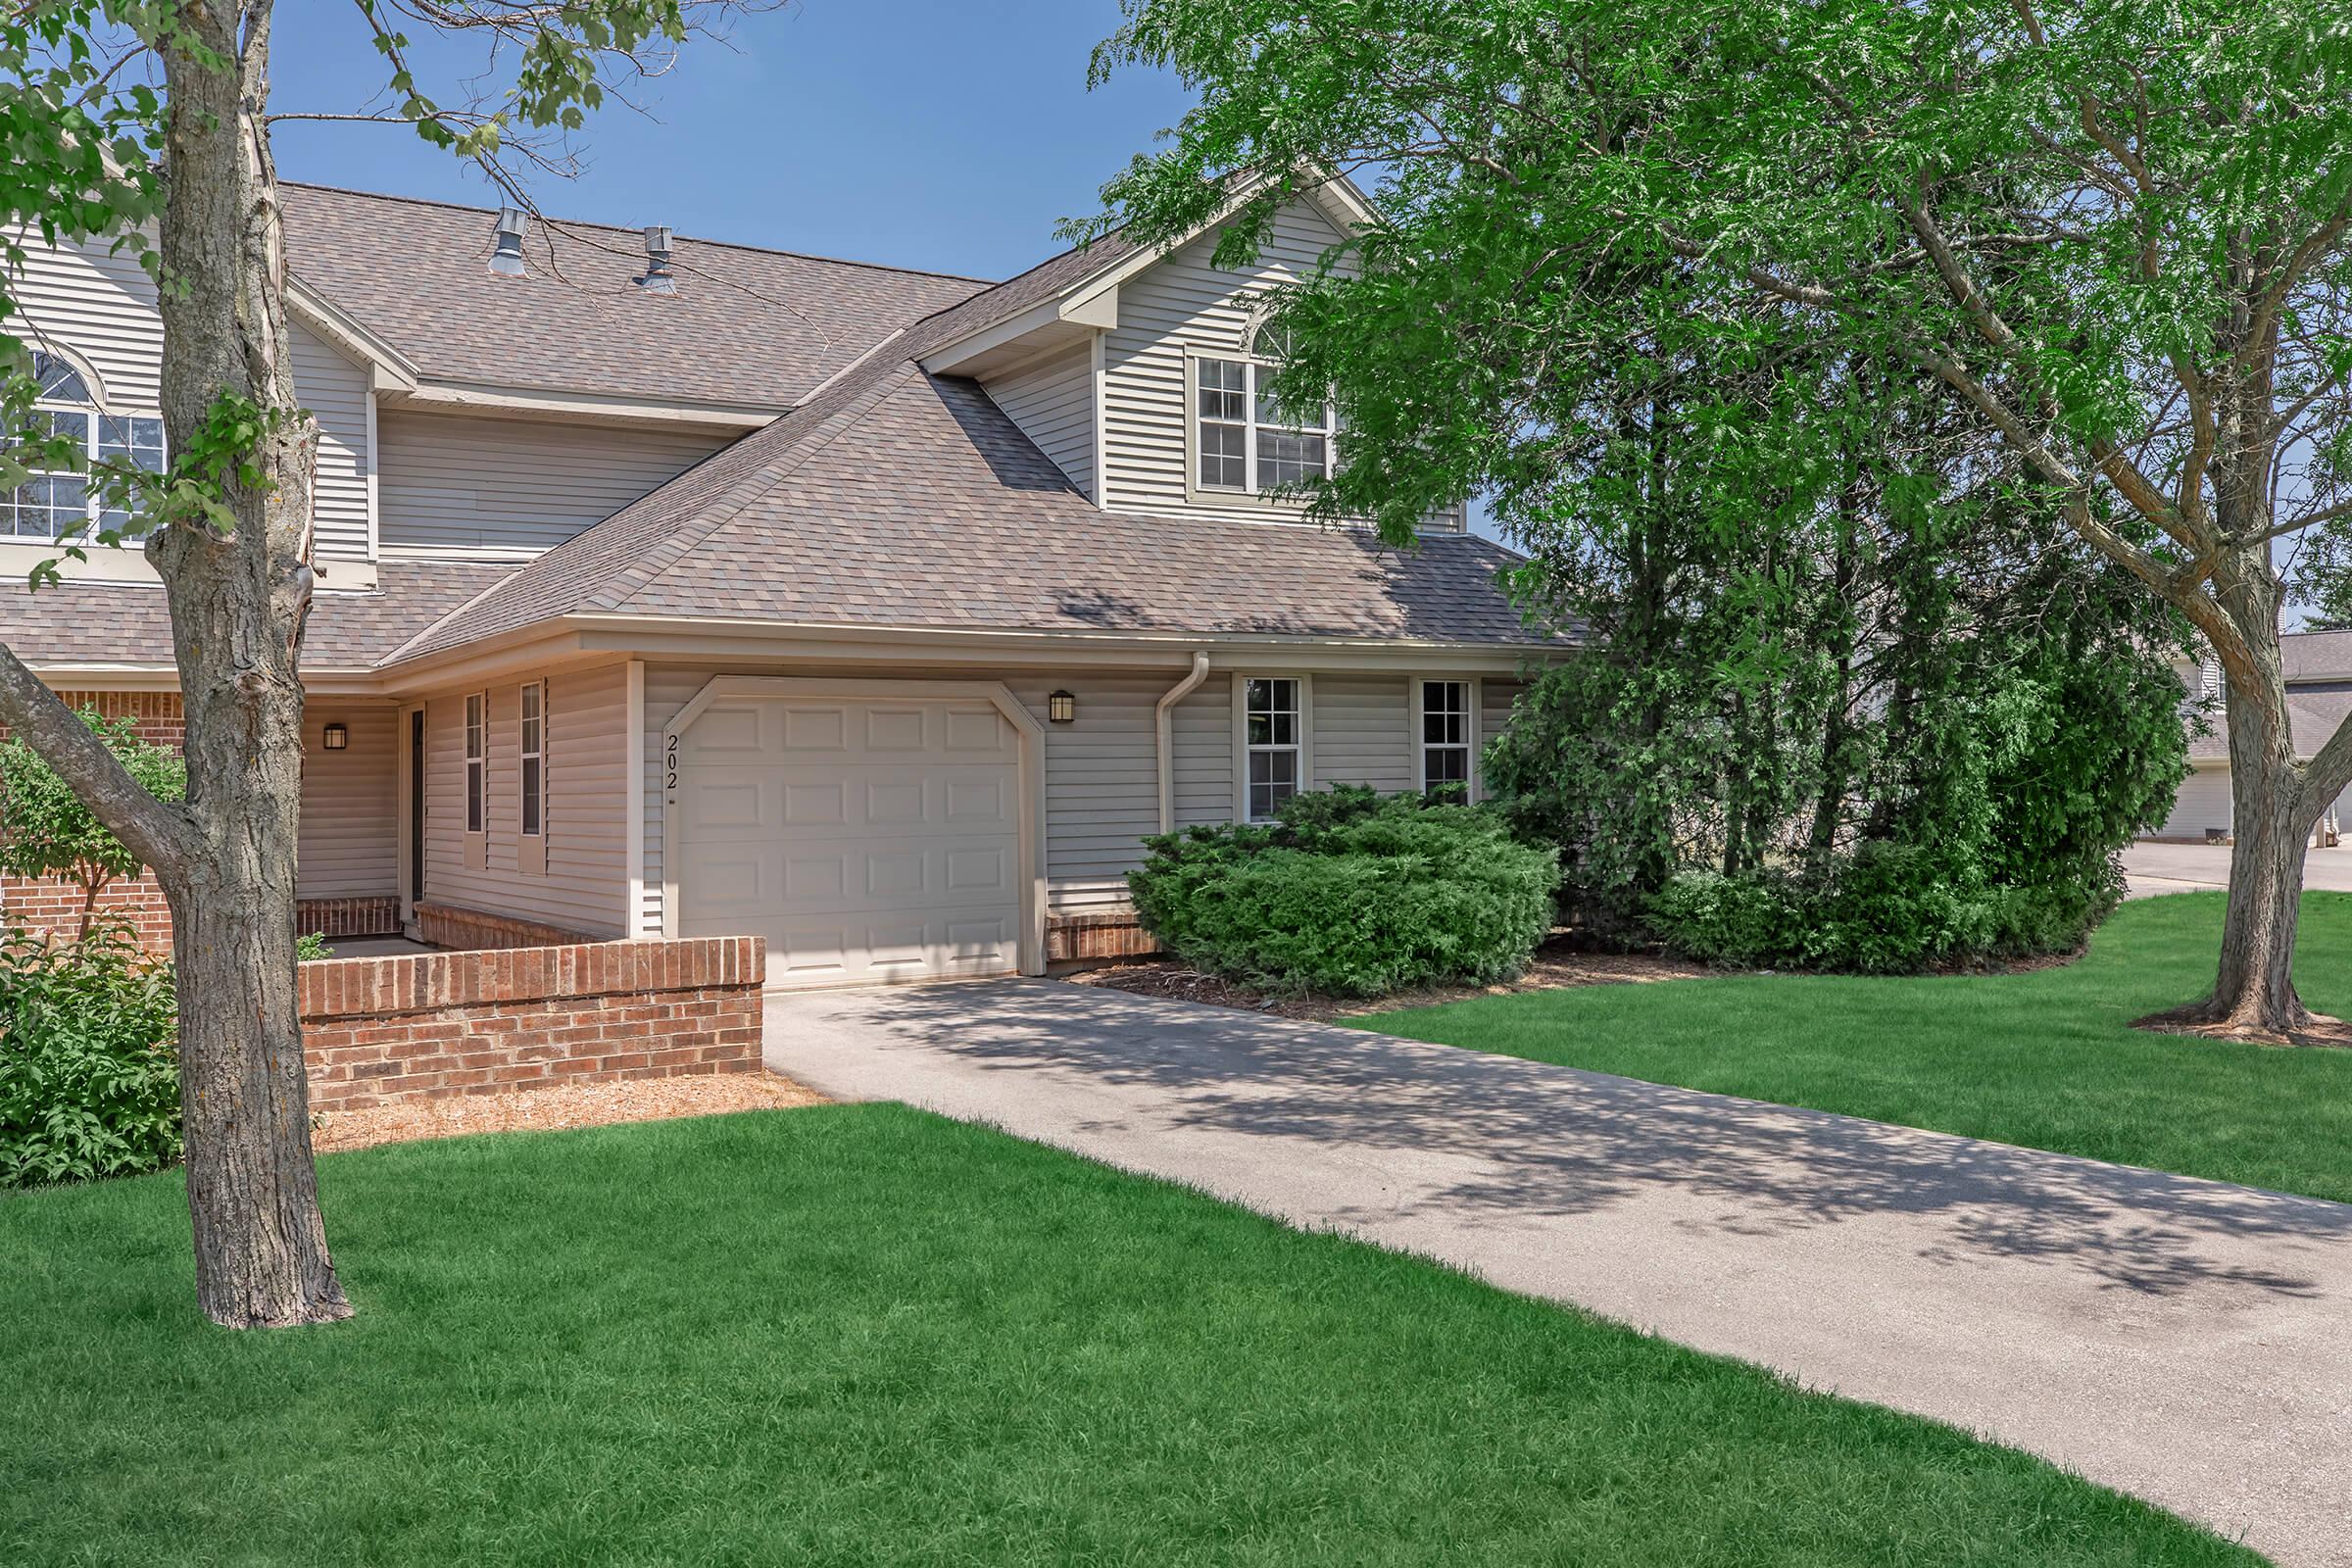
2146,536 -> 2330,1040
151,3 -> 347,1327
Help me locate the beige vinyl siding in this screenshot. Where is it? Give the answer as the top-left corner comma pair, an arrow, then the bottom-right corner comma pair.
1010,674 -> 1161,911
635,662 -> 1522,932
1315,673 -> 1414,792
1099,198 -> 1467,534
5,235 -> 163,410
639,664 -> 703,936
290,320 -> 372,562
380,410 -> 730,555
7,242 -> 377,564
984,343 -> 1094,497
1172,678 -> 1235,828
297,705 -> 398,900
2158,764 -> 2233,839
1480,679 -> 1523,778
422,662 -> 630,936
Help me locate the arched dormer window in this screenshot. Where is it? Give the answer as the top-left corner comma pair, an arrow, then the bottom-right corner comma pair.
1194,309 -> 1335,496
7,349 -> 165,541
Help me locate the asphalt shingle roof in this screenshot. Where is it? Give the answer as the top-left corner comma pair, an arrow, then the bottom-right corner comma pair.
4,184 -> 1539,673
0,560 -> 517,674
392,362 -> 1541,663
280,184 -> 989,410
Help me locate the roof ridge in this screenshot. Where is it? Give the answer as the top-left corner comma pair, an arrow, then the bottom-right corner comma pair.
278,180 -> 1000,286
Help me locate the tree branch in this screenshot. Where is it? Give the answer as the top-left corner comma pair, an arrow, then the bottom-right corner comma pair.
0,643 -> 192,879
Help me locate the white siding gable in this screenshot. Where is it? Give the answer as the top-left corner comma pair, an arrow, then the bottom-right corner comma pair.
1098,198 -> 1464,532
5,234 -> 375,563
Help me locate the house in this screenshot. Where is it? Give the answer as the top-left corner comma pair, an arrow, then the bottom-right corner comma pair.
0,175 -> 1545,986
2151,636 -> 2352,844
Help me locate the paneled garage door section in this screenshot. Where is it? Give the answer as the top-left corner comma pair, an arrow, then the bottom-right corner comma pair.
673,695 -> 1022,987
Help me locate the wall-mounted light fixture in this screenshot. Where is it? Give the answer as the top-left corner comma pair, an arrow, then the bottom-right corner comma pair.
1048,690 -> 1077,724
321,722 -> 349,751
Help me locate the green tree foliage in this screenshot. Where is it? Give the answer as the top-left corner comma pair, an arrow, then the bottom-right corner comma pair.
1128,787 -> 1559,996
0,709 -> 183,939
1084,0 -> 2328,1008
0,919 -> 178,1187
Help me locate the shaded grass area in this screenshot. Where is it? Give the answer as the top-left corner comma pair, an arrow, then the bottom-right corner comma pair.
4,1105 -> 2248,1565
1366,892 -> 2352,1203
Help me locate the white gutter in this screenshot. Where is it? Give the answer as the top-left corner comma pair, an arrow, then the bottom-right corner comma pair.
1155,650 -> 1213,833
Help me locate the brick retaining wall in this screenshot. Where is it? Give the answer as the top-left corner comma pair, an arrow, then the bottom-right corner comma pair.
413,900 -> 604,952
301,935 -> 764,1110
1046,910 -> 1161,964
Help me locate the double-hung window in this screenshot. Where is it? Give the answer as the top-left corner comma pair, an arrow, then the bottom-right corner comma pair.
1418,680 -> 1473,798
1195,331 -> 1334,496
519,681 -> 546,840
4,352 -> 165,540
464,693 -> 487,834
1245,677 -> 1303,821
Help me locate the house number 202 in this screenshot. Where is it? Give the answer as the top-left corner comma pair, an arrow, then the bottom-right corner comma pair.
664,733 -> 679,794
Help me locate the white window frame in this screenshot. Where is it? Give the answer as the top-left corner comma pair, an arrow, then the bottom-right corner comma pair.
1411,677 -> 1480,802
463,691 -> 487,837
1232,673 -> 1312,823
518,680 -> 549,877
6,350 -> 165,543
1187,346 -> 1337,503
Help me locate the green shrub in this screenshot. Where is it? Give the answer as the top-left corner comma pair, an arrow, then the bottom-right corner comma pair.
1649,843 -> 2125,973
0,921 -> 179,1188
1129,788 -> 1560,997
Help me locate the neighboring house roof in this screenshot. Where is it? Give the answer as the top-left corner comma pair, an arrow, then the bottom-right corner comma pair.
279,184 -> 989,411
2186,629 -> 2352,762
0,561 -> 517,674
2186,689 -> 2352,763
2282,628 -> 2352,683
388,360 -> 1540,665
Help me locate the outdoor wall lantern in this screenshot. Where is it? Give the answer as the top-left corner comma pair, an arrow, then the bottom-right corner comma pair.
1048,691 -> 1077,724
321,722 -> 349,751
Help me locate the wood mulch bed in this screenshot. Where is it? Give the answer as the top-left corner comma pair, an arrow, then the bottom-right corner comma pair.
1063,937 -> 1718,1022
313,1071 -> 828,1154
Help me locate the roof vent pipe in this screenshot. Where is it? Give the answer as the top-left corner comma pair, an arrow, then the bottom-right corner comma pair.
638,225 -> 676,294
488,207 -> 527,276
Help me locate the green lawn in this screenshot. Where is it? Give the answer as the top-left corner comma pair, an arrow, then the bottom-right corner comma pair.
1365,891 -> 2352,1203
4,1105 -> 2245,1566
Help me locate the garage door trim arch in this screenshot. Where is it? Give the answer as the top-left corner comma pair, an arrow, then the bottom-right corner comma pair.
660,675 -> 1048,977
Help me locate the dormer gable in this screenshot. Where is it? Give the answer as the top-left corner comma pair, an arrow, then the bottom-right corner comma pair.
942,175 -> 1465,532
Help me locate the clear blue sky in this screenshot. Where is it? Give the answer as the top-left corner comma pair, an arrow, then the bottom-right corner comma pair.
268,2 -> 1190,281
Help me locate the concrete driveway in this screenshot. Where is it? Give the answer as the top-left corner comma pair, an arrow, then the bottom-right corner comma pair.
768,980 -> 2352,1567
2126,840 -> 2352,898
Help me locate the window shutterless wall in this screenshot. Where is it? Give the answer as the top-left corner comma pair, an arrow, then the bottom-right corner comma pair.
420,663 -> 630,938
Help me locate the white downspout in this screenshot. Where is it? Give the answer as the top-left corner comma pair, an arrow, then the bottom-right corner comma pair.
1155,650 -> 1212,833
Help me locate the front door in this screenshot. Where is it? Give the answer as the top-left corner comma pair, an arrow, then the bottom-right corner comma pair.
409,708 -> 426,910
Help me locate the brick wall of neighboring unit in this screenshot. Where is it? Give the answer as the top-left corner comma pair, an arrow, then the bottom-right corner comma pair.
0,690 -> 184,952
1046,910 -> 1161,964
413,900 -> 605,952
301,935 -> 765,1110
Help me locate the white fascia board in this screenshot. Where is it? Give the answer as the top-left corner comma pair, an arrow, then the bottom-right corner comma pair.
552,612 -> 1557,671
918,299 -> 1066,376
285,281 -> 418,392
385,378 -> 781,432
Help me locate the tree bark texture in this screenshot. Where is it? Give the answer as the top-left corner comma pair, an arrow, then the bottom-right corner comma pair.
151,3 -> 347,1328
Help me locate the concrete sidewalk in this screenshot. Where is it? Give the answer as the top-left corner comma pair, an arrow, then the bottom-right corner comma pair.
768,980 -> 2352,1566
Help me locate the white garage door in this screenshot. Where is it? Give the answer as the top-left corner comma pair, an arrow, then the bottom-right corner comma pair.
671,692 -> 1024,988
